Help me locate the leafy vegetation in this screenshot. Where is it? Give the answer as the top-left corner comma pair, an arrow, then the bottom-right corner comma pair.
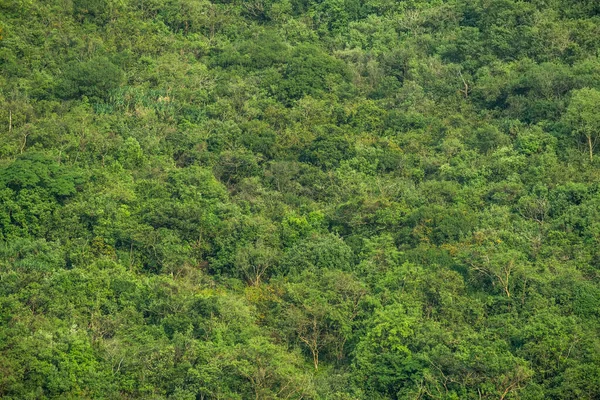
1,0 -> 600,398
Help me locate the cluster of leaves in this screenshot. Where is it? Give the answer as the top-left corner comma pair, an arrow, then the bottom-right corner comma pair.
1,0 -> 600,399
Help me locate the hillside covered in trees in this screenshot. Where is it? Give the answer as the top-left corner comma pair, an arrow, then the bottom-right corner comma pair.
1,0 -> 600,398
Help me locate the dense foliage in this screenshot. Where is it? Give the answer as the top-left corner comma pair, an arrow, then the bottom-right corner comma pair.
1,0 -> 600,398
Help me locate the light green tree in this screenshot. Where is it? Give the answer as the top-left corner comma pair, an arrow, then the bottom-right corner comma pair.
565,88 -> 600,161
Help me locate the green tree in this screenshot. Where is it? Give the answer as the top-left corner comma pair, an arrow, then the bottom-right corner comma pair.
564,88 -> 600,161
58,58 -> 124,102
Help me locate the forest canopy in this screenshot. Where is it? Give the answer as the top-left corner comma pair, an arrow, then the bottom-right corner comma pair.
1,0 -> 600,399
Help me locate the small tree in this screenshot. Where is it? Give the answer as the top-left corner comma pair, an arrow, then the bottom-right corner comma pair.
235,242 -> 279,286
565,88 -> 600,161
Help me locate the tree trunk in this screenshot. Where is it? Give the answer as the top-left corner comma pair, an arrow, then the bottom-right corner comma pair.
588,134 -> 593,162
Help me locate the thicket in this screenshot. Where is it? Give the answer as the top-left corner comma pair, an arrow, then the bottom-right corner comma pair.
1,0 -> 600,399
